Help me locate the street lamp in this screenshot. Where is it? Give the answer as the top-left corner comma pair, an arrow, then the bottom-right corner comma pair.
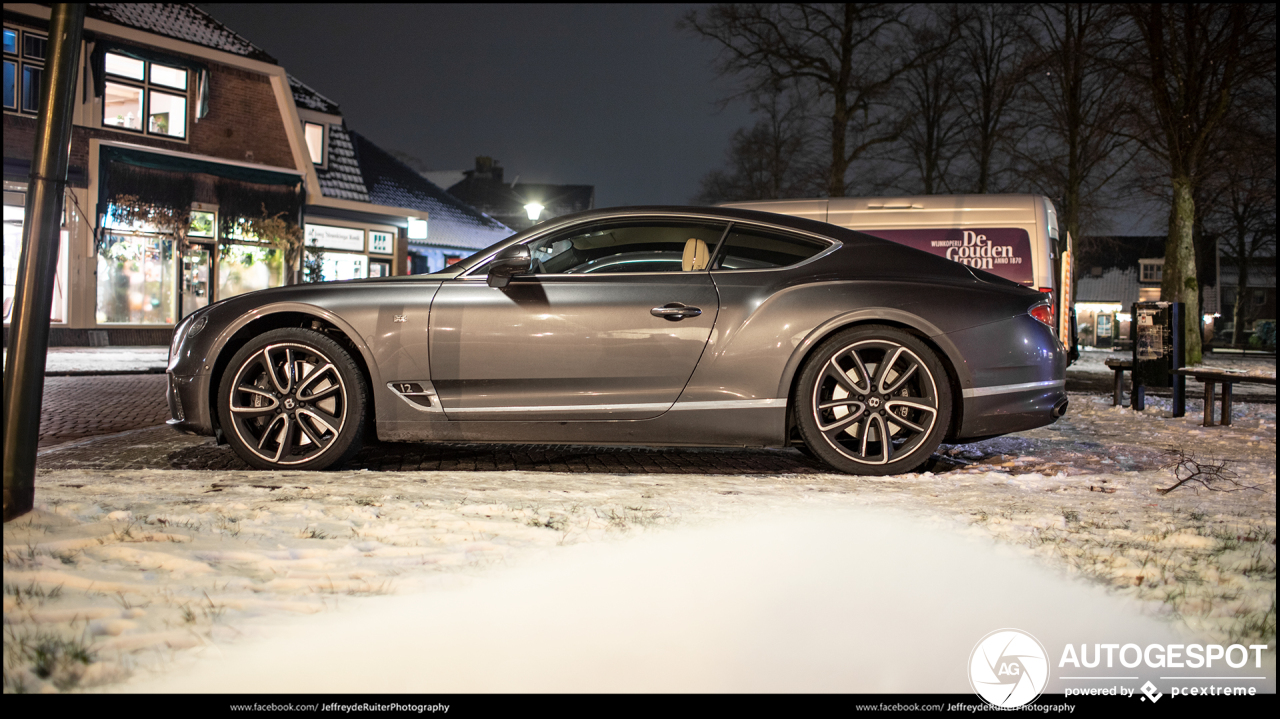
524,202 -> 545,221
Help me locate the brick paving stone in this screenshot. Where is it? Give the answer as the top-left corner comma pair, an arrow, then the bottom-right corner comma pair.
38,374 -> 170,448
38,420 -> 835,475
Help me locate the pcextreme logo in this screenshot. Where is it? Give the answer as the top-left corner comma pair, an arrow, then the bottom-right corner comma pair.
970,628 -> 1050,708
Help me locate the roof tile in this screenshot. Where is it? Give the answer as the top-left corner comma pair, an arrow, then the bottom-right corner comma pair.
87,3 -> 276,63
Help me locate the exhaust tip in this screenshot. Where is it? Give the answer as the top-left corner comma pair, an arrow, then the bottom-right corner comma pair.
1052,397 -> 1069,419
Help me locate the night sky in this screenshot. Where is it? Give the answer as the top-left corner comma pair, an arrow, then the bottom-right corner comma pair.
198,3 -> 754,208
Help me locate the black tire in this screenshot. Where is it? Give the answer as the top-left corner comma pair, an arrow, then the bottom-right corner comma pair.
217,328 -> 367,470
794,325 -> 952,475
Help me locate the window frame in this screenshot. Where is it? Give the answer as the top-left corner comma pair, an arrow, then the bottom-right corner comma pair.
3,25 -> 46,115
1139,259 -> 1164,283
303,121 -> 326,166
100,50 -> 190,141
501,219 -> 732,277
708,222 -> 839,273
458,216 -> 841,280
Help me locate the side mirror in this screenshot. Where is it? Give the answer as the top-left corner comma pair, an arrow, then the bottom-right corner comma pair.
486,245 -> 533,288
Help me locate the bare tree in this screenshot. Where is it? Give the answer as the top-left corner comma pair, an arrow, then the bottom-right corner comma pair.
897,6 -> 966,194
682,3 -> 931,197
1018,4 -> 1133,247
693,88 -> 815,203
956,3 -> 1027,193
1114,3 -> 1277,364
1201,114 -> 1277,345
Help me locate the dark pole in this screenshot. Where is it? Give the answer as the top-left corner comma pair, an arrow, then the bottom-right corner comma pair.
1171,302 -> 1186,417
3,4 -> 85,522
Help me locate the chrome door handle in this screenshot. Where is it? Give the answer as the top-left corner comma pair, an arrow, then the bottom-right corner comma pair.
651,303 -> 702,321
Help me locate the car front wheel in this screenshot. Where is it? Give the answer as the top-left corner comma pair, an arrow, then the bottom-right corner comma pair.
795,326 -> 951,475
217,328 -> 367,470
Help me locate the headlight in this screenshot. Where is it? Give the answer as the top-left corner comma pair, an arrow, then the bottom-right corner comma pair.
169,313 -> 209,368
187,314 -> 208,338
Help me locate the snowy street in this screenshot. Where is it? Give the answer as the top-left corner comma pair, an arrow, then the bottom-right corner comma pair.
4,367 -> 1274,693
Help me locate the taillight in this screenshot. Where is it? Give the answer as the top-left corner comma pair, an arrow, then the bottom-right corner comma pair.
1029,303 -> 1053,326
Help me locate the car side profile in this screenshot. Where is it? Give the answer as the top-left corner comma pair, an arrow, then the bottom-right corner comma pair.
167,206 -> 1068,475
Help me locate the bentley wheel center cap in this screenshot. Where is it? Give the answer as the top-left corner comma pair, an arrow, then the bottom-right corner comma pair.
284,398 -> 296,410
868,397 -> 881,408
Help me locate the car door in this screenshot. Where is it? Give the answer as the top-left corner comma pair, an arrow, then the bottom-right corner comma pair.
428,219 -> 726,421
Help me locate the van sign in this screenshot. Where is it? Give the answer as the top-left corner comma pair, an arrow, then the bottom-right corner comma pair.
858,228 -> 1034,285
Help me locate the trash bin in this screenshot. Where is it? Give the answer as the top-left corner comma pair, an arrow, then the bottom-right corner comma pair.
1130,301 -> 1186,416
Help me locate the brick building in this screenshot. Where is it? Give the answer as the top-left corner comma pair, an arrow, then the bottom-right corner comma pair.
4,3 -> 510,345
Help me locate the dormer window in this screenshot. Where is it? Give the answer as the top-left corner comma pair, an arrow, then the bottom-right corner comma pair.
304,122 -> 325,165
102,51 -> 188,139
1139,259 -> 1163,283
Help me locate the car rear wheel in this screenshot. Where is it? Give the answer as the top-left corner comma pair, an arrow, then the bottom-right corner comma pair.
218,328 -> 367,470
795,326 -> 951,475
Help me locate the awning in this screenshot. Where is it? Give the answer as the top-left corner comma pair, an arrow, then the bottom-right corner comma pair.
98,145 -> 303,223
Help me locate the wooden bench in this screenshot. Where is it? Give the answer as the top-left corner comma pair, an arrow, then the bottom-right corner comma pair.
1173,368 -> 1278,427
1104,358 -> 1134,406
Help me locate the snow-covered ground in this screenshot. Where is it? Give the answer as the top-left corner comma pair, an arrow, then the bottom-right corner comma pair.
3,391 -> 1275,694
1069,348 -> 1277,400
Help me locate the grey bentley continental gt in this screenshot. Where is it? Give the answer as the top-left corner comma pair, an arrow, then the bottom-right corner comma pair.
167,206 -> 1068,475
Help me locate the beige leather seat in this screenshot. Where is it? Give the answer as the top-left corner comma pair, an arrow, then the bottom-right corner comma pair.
682,238 -> 710,271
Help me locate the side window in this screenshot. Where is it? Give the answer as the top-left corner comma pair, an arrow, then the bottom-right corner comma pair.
713,226 -> 829,270
528,221 -> 727,275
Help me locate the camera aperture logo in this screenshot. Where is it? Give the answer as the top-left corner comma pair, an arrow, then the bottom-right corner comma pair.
970,629 -> 1050,708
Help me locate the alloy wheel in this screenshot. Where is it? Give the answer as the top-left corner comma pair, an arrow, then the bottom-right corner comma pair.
810,338 -> 940,466
226,342 -> 349,466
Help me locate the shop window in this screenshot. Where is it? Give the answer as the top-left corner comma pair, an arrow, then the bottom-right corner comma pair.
318,252 -> 368,282
4,197 -> 68,324
95,234 -> 176,325
181,246 -> 212,318
189,210 -> 215,238
3,25 -> 45,114
1096,313 -> 1112,339
102,51 -> 188,139
368,259 -> 392,278
218,244 -> 284,300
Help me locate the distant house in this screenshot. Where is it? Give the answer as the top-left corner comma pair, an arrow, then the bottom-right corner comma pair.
1072,236 -> 1219,349
289,78 -> 513,275
432,156 -> 594,232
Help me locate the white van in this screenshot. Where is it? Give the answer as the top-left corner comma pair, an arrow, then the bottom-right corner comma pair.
719,194 -> 1076,357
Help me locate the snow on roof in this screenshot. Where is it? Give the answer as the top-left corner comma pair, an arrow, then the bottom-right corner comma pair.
87,3 -> 276,63
347,130 -> 512,250
315,123 -> 370,203
311,124 -> 511,250
288,74 -> 341,115
1076,266 -> 1139,306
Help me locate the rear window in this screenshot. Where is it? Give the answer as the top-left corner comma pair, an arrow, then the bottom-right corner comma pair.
713,226 -> 829,269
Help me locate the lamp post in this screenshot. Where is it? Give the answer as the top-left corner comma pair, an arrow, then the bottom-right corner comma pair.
523,202 -> 545,222
4,4 -> 85,522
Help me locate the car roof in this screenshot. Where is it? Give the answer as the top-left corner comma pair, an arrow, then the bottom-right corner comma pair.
440,205 -> 879,277
519,205 -> 872,249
